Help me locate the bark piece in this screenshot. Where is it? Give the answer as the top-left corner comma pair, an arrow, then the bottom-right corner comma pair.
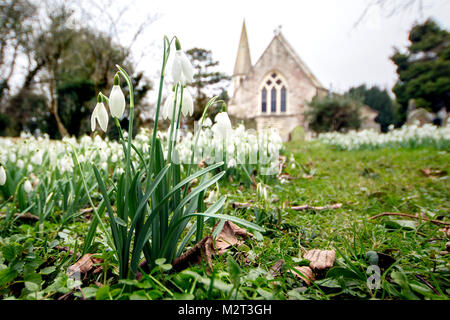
304,249 -> 336,271
290,266 -> 315,286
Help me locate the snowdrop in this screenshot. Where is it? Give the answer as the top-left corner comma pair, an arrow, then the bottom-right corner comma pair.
0,165 -> 6,185
212,112 -> 232,139
171,39 -> 194,86
91,95 -> 109,132
109,74 -> 126,119
24,180 -> 32,193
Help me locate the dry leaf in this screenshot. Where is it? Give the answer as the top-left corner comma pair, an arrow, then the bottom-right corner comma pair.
269,259 -> 285,277
290,266 -> 315,286
420,168 -> 447,177
171,221 -> 254,274
304,249 -> 336,271
439,227 -> 450,237
172,236 -> 215,273
67,254 -> 103,279
213,221 -> 253,255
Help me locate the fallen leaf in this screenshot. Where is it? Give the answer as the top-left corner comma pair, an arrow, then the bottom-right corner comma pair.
213,221 -> 253,255
290,266 -> 315,286
172,236 -> 215,273
269,259 -> 285,277
304,249 -> 336,271
420,168 -> 447,178
67,254 -> 103,279
439,227 -> 450,237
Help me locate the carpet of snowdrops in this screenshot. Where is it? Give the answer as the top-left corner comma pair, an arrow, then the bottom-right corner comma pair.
317,122 -> 450,150
0,123 -> 283,204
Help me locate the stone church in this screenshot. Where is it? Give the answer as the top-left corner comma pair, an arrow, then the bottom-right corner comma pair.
228,21 -> 328,141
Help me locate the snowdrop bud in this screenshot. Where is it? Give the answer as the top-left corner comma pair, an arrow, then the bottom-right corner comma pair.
91,94 -> 109,132
24,180 -> 32,193
109,75 -> 126,119
0,166 -> 6,185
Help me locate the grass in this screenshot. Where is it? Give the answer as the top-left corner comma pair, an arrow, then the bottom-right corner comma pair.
0,141 -> 449,300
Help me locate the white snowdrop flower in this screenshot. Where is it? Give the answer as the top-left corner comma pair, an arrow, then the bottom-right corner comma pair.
111,154 -> 118,163
205,189 -> 218,204
0,166 -> 6,185
27,164 -> 32,173
227,158 -> 236,168
212,112 -> 232,139
9,154 -> 16,163
109,75 -> 126,118
181,89 -> 194,117
162,92 -> 179,121
24,180 -> 32,193
171,39 -> 194,86
17,159 -> 24,169
203,117 -> 212,127
101,161 -> 108,171
31,150 -> 43,165
91,96 -> 109,132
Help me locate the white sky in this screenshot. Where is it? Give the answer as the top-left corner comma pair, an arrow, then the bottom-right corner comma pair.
125,0 -> 449,97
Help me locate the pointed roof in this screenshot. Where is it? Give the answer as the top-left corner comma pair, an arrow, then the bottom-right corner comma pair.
255,31 -> 324,89
233,20 -> 252,76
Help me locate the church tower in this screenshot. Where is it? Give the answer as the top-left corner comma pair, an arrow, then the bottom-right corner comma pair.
232,20 -> 252,93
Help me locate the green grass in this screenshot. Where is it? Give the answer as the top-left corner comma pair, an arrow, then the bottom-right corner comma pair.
1,141 -> 449,300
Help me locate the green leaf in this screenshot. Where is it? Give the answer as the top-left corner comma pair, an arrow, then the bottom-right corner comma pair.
95,285 -> 110,300
39,266 -> 56,275
0,267 -> 19,286
25,281 -> 40,292
115,217 -> 128,227
227,255 -> 241,288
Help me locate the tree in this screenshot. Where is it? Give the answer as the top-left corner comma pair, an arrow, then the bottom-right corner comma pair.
305,95 -> 362,133
391,19 -> 449,123
185,48 -> 230,123
348,85 -> 399,132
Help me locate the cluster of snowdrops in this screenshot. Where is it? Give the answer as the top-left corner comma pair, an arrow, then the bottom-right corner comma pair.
0,37 -> 279,280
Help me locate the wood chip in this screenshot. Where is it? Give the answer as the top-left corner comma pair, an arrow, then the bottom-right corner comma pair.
304,249 -> 336,271
290,266 -> 315,286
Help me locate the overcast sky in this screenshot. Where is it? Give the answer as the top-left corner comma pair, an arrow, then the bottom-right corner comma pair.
121,0 -> 450,97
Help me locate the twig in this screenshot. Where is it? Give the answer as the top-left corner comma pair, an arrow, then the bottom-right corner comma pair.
415,274 -> 440,295
0,212 -> 39,221
232,202 -> 343,211
369,212 -> 449,226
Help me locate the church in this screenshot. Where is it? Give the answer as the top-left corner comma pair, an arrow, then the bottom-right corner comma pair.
228,21 -> 328,141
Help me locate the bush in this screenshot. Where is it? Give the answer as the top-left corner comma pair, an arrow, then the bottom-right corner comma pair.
305,95 -> 362,133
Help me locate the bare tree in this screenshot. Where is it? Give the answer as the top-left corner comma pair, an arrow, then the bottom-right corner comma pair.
353,0 -> 429,29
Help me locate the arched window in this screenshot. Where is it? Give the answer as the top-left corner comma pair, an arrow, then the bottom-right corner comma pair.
261,88 -> 267,113
271,87 -> 276,112
281,87 -> 286,112
260,72 -> 287,114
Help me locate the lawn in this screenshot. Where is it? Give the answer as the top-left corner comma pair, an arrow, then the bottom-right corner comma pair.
1,141 -> 448,300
